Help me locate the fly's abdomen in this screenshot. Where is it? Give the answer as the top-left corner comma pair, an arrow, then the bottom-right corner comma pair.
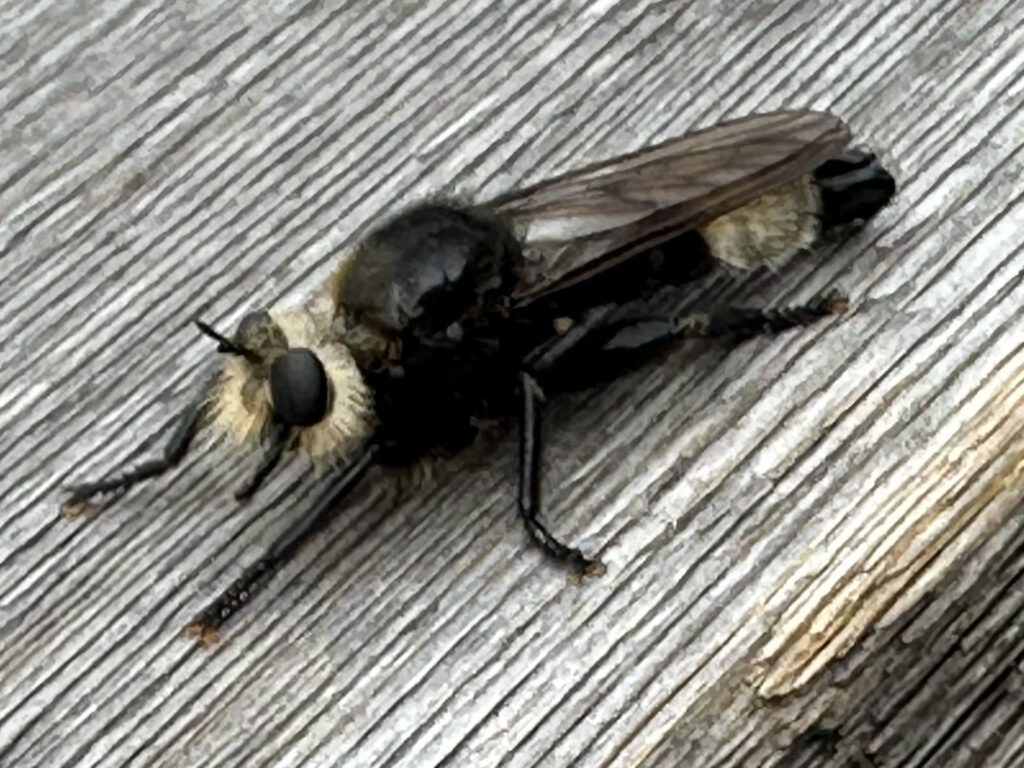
698,150 -> 894,272
697,176 -> 822,272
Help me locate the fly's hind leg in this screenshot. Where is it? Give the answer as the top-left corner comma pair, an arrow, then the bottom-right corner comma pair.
675,289 -> 848,341
516,290 -> 845,577
528,291 -> 848,394
60,375 -> 215,517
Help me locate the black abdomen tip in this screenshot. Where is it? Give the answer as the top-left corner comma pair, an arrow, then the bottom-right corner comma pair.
816,154 -> 896,229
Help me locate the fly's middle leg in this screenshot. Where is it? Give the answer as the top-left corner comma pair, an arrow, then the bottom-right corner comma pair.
515,371 -> 606,580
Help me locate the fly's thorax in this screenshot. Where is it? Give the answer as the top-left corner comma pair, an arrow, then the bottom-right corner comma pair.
323,245 -> 401,373
339,319 -> 404,375
329,200 -> 520,368
208,306 -> 376,465
697,176 -> 822,272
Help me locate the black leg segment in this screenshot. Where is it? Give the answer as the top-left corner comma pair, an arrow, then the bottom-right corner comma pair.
234,421 -> 291,500
61,388 -> 212,517
184,444 -> 378,645
529,292 -> 847,394
517,371 -> 605,579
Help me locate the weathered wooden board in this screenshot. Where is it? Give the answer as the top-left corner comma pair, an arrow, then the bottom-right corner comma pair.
2,1 -> 1024,766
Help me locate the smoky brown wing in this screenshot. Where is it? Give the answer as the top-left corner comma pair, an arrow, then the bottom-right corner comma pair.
487,110 -> 851,301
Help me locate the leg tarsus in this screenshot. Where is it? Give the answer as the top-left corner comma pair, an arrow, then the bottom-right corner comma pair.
517,371 -> 604,578
185,445 -> 378,644
184,557 -> 277,645
61,391 -> 210,517
676,289 -> 848,340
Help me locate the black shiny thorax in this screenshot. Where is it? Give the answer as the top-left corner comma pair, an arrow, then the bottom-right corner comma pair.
339,203 -> 521,342
337,203 -> 531,462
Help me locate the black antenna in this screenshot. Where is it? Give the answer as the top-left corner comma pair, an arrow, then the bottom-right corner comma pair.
194,320 -> 263,364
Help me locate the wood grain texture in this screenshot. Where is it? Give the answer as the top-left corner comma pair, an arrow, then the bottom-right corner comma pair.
2,1 -> 1024,766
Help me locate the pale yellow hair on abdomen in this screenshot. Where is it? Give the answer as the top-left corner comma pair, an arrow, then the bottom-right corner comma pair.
698,176 -> 822,272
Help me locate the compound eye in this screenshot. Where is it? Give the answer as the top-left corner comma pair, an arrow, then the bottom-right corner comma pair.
269,349 -> 330,427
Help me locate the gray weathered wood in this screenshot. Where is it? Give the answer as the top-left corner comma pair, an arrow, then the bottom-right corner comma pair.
3,1 -> 1024,766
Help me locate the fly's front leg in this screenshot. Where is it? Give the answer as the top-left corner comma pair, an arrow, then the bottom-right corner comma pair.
60,375 -> 216,517
184,444 -> 378,645
516,371 -> 606,580
233,421 -> 291,501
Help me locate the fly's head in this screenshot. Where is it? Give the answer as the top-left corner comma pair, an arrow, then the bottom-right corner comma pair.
196,308 -> 374,464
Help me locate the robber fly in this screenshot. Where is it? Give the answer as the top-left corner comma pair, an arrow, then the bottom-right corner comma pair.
62,110 -> 895,644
